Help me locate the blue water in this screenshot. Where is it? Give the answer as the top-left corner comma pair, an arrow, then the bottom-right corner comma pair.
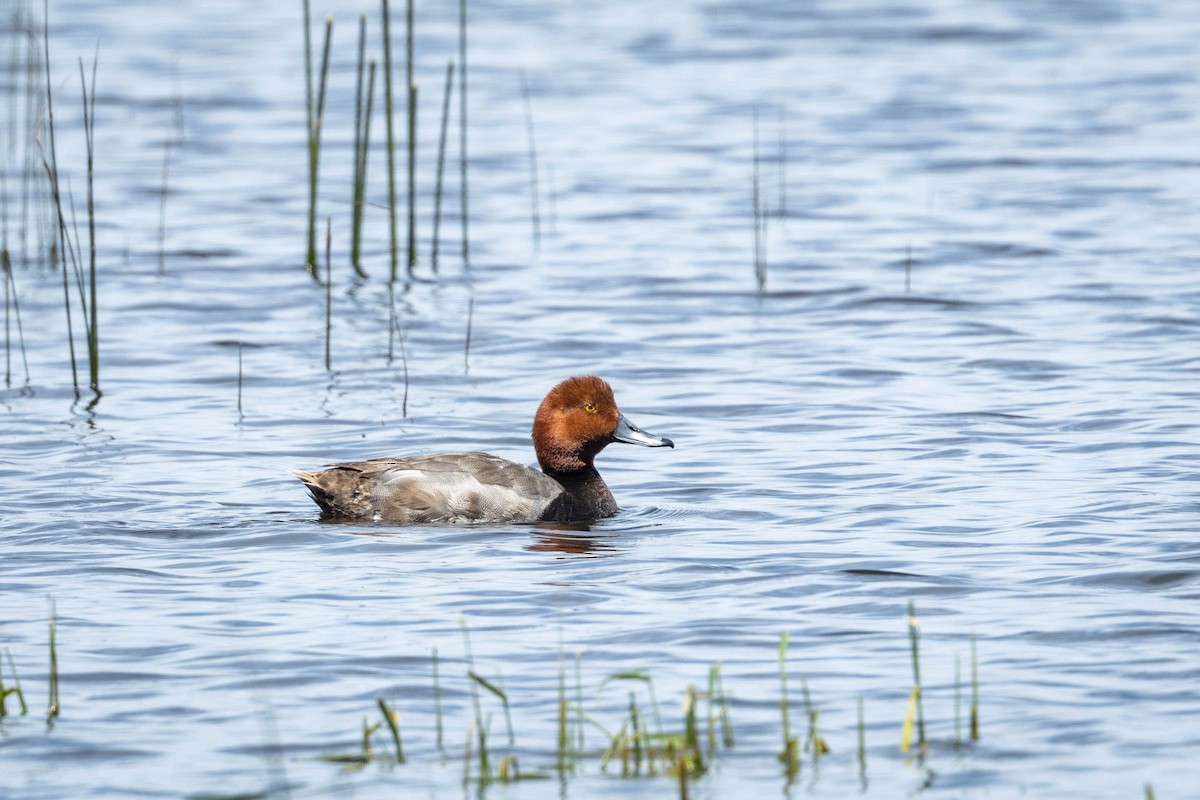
2,0 -> 1199,797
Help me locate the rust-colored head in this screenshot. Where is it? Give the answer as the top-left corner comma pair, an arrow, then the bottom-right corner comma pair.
532,376 -> 673,474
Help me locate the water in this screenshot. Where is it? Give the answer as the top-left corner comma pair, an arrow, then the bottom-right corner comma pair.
3,0 -> 1199,797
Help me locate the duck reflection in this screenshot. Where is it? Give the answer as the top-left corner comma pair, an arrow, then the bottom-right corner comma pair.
526,521 -> 619,556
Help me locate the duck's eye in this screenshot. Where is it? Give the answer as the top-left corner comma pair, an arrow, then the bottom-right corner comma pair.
583,403 -> 597,413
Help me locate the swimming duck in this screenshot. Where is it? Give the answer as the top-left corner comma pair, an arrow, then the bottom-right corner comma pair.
293,375 -> 673,524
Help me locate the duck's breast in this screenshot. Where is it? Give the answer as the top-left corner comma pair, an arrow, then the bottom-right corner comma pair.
350,452 -> 566,523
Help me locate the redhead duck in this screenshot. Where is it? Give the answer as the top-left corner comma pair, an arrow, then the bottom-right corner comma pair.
293,376 -> 673,524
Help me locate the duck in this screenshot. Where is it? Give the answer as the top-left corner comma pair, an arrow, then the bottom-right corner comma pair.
293,375 -> 674,524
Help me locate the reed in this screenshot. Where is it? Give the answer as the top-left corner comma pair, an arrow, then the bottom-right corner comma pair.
39,1 -> 78,395
323,217 -> 331,370
156,133 -> 171,274
904,241 -> 913,293
598,670 -> 663,735
547,162 -> 557,237
304,9 -> 333,277
377,698 -> 405,763
518,70 -> 541,251
405,0 -> 416,274
954,652 -> 962,750
462,296 -> 473,373
3,244 -> 31,387
47,598 -> 59,722
778,107 -> 787,217
431,60 -> 455,272
857,695 -> 867,784
432,646 -> 443,749
385,283 -> 409,415
78,53 -> 99,397
800,676 -> 829,758
1145,783 -> 1156,800
235,343 -> 243,417
469,670 -> 514,749
752,107 -> 766,293
458,0 -> 469,266
349,15 -> 373,278
776,632 -> 799,778
970,633 -> 979,740
381,0 -> 399,281
557,653 -> 568,775
705,661 -> 733,755
901,600 -> 927,754
459,617 -> 490,784
1,648 -> 29,716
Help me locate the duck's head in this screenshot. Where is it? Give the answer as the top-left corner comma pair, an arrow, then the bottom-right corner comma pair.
532,375 -> 674,474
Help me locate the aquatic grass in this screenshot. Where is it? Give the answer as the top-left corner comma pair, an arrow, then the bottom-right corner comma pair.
458,0 -> 469,266
323,217 -> 331,371
47,598 -> 58,722
459,617 -> 490,784
776,632 -> 799,778
377,698 -> 405,763
518,69 -> 541,251
349,15 -> 375,278
970,633 -> 979,741
752,108 -> 766,293
904,241 -> 913,293
462,296 -> 473,373
1,648 -> 29,716
800,676 -> 829,758
431,59 -> 455,271
432,647 -> 443,749
78,53 -> 99,398
38,1 -> 79,395
857,695 -> 867,787
777,107 -> 787,217
156,131 -> 171,274
901,600 -> 927,755
954,652 -> 962,750
405,0 -> 416,274
557,652 -> 569,775
468,669 -> 514,749
381,0 -> 399,281
318,717 -> 381,766
236,344 -> 243,418
705,661 -> 733,756
598,670 -> 663,735
303,8 -> 333,277
3,243 -> 31,387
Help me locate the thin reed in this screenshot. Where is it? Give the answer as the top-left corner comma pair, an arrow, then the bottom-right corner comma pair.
431,60 -> 455,271
349,15 -> 374,278
518,70 -> 541,251
3,244 -> 31,387
377,698 -> 405,763
304,10 -> 333,276
901,600 -> 927,755
78,53 -> 98,397
432,647 -> 443,749
323,217 -> 331,370
458,0 -> 469,265
405,0 -> 416,273
0,648 -> 29,716
752,107 -> 766,292
381,0 -> 399,281
47,598 -> 59,722
776,632 -> 799,778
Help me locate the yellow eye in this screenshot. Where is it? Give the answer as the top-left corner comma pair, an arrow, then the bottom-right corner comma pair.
583,403 -> 597,413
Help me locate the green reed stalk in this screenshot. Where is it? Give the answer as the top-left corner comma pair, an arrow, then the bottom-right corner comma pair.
78,53 -> 98,397
954,652 -> 962,750
574,650 -> 584,756
377,698 -> 405,763
236,344 -> 243,417
777,632 -> 799,778
458,0 -> 469,266
305,16 -> 332,276
432,646 -> 443,749
907,600 -> 926,753
3,246 -> 31,386
970,633 -> 979,740
469,670 -> 514,749
431,59 -> 454,271
405,0 -> 415,274
462,296 -> 473,372
1,648 -> 29,715
323,218 -> 332,370
557,653 -> 568,776
40,0 -> 78,395
1145,783 -> 1156,800
381,0 -> 399,281
598,670 -> 663,735
904,241 -> 913,293
157,134 -> 171,274
752,107 -> 766,292
857,695 -> 867,785
47,598 -> 58,722
778,107 -> 787,217
460,617 -> 489,784
349,15 -> 370,278
518,70 -> 540,250
800,676 -> 829,757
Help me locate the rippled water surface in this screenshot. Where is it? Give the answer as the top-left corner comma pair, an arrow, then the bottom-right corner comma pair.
3,1 -> 1200,797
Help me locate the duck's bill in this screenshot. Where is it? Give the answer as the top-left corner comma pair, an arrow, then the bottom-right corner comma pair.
612,413 -> 674,448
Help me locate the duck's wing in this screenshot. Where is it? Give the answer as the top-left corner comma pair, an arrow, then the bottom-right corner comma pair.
295,452 -> 566,524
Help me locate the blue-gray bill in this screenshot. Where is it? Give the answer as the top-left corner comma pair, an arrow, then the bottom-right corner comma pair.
612,413 -> 674,448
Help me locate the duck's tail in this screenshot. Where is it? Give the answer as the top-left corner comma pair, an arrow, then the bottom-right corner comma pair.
291,469 -> 336,515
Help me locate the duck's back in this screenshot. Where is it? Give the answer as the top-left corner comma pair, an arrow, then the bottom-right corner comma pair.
294,452 -> 567,524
